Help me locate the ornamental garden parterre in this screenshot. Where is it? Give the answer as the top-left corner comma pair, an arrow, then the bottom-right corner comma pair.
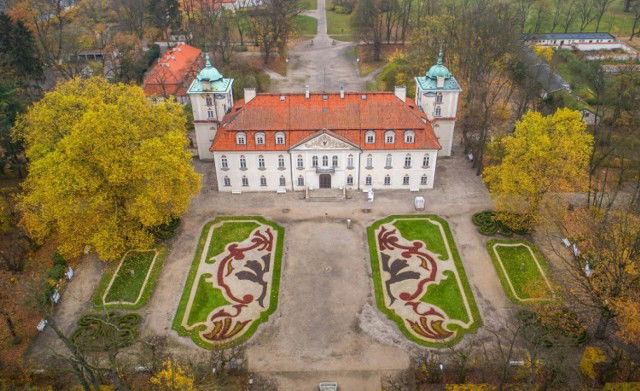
368,215 -> 482,347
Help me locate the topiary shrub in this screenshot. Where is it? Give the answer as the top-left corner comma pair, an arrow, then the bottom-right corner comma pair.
472,211 -> 529,237
150,217 -> 181,240
70,312 -> 141,352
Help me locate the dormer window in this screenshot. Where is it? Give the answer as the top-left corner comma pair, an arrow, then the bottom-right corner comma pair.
205,96 -> 213,106
436,76 -> 445,88
365,130 -> 375,144
385,130 -> 395,144
236,132 -> 246,145
255,132 -> 265,145
275,131 -> 285,145
404,130 -> 415,144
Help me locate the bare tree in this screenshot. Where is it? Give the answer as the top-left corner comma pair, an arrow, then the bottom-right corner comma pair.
594,0 -> 615,31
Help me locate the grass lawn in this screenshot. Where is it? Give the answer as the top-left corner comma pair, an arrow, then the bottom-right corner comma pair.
326,9 -> 352,37
368,215 -> 482,348
93,247 -> 167,310
299,0 -> 317,10
173,216 -> 285,349
487,239 -> 554,304
294,15 -> 318,37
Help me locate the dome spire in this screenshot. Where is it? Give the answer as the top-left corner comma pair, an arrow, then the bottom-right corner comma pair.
437,46 -> 443,65
205,53 -> 212,68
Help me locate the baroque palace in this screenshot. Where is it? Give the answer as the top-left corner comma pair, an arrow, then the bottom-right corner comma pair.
188,52 -> 460,193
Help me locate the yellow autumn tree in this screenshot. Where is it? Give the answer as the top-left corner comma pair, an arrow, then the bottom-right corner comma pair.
533,45 -> 554,63
482,109 -> 593,230
14,77 -> 201,260
150,359 -> 197,391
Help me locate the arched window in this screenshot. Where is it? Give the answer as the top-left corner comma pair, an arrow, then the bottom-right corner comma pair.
435,107 -> 442,117
279,175 -> 286,186
421,175 -> 428,185
365,175 -> 372,185
436,93 -> 443,104
384,175 -> 391,185
255,132 -> 265,145
223,176 -> 231,186
322,155 -> 329,167
236,132 -> 246,145
404,130 -> 415,144
297,175 -> 304,186
312,155 -> 318,167
278,155 -> 285,169
404,154 -> 412,168
422,154 -> 430,168
258,155 -> 265,169
347,154 -> 354,168
241,176 -> 248,186
347,175 -> 353,186
275,131 -> 285,145
366,154 -> 373,168
260,175 -> 267,186
403,175 -> 410,185
385,130 -> 395,144
365,130 -> 375,144
332,155 -> 338,167
239,155 -> 247,169
220,155 -> 228,169
297,155 -> 304,169
385,154 -> 392,168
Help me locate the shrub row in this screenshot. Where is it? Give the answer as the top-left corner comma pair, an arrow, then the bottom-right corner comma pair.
472,211 -> 529,236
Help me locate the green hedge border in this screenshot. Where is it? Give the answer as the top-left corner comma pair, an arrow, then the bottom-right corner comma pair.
367,215 -> 483,348
486,239 -> 554,305
171,216 -> 285,350
92,246 -> 168,310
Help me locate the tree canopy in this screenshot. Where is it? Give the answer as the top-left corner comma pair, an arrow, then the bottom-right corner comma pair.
14,77 -> 201,260
483,109 -> 594,229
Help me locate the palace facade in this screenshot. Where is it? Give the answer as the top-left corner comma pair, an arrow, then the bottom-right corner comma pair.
188,52 -> 461,193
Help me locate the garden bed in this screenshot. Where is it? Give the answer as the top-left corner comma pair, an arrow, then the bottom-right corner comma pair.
487,239 -> 554,304
367,215 -> 482,348
172,217 -> 284,349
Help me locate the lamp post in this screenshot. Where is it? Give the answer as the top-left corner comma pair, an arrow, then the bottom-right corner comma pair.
584,260 -> 592,278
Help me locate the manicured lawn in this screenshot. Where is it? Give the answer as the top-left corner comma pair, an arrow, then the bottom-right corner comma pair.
326,9 -> 352,37
299,0 -> 317,10
93,247 -> 167,310
294,15 -> 318,37
487,239 -> 554,304
368,215 -> 482,348
173,217 -> 284,349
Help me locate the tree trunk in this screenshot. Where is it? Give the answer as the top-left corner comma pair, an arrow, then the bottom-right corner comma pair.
594,311 -> 612,339
1,311 -> 18,340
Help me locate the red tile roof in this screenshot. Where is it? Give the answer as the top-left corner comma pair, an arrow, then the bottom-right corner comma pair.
211,92 -> 441,151
143,44 -> 202,97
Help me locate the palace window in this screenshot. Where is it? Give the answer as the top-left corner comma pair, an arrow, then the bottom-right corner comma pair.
255,132 -> 265,145
332,155 -> 338,168
279,176 -> 286,186
422,154 -> 430,168
275,131 -> 285,145
385,154 -> 392,168
258,155 -> 265,169
205,96 -> 213,106
278,155 -> 285,169
421,175 -> 428,185
385,130 -> 395,144
223,176 -> 231,186
347,175 -> 353,186
312,155 -> 318,167
207,110 -> 215,119
436,93 -> 443,104
239,155 -> 247,169
297,176 -> 304,186
236,132 -> 246,145
404,130 -> 415,144
366,154 -> 373,168
242,176 -> 249,186
365,130 -> 375,144
403,175 -> 410,185
297,155 -> 304,169
322,155 -> 329,167
404,154 -> 412,168
220,155 -> 228,169
435,107 -> 442,117
260,176 -> 267,186
347,154 -> 354,169
365,175 -> 372,186
384,175 -> 391,185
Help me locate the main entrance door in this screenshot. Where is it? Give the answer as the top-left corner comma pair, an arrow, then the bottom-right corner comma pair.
319,174 -> 331,189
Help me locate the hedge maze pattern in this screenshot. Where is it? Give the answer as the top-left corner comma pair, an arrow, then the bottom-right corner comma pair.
173,217 -> 284,349
368,215 -> 482,347
70,312 -> 141,352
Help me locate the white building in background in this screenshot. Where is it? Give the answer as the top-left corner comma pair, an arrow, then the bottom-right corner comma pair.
188,52 -> 461,193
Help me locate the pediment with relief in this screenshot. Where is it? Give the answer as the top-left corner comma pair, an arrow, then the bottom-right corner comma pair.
292,132 -> 359,151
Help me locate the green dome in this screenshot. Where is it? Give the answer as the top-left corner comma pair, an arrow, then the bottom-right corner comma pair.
197,54 -> 223,82
425,49 -> 452,79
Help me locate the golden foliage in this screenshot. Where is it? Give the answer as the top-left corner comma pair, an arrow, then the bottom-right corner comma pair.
445,385 -> 497,391
580,346 -> 606,381
149,359 -> 197,391
14,77 -> 201,261
533,45 -> 554,63
611,298 -> 640,347
482,109 -> 593,230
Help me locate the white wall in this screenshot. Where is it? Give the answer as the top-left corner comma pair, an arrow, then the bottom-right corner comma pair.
359,150 -> 437,190
432,120 -> 455,157
194,122 -> 216,160
214,151 -> 291,192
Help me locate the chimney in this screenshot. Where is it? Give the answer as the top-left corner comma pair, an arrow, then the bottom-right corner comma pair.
244,88 -> 256,103
305,85 -> 310,99
340,86 -> 345,99
394,85 -> 407,102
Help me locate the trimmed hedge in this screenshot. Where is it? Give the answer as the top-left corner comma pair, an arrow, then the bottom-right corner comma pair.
172,216 -> 285,350
472,211 -> 529,236
70,312 -> 141,352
